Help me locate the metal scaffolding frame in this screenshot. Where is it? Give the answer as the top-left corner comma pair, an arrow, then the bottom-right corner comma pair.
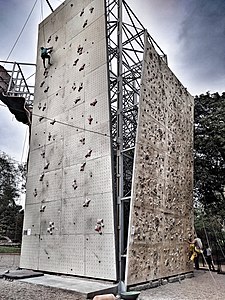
0,61 -> 36,108
105,0 -> 167,283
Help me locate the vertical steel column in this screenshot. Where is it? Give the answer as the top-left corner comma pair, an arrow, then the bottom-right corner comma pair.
117,0 -> 124,285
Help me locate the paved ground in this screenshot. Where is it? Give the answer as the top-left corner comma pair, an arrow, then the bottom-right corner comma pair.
0,268 -> 224,299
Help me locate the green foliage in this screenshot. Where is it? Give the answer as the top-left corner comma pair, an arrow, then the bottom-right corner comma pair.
194,92 -> 225,258
194,92 -> 225,218
0,152 -> 26,241
0,245 -> 21,254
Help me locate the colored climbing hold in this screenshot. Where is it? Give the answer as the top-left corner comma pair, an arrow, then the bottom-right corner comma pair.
42,103 -> 47,111
80,137 -> 85,145
83,197 -> 91,207
83,20 -> 88,28
80,8 -> 84,16
90,99 -> 97,106
74,97 -> 81,104
39,172 -> 45,181
88,115 -> 93,125
85,149 -> 92,158
78,83 -> 83,92
72,179 -> 78,190
33,189 -> 37,197
50,119 -> 56,125
77,45 -> 83,55
73,58 -> 79,66
79,64 -> 85,71
80,162 -> 86,171
40,205 -> 46,212
44,162 -> 50,170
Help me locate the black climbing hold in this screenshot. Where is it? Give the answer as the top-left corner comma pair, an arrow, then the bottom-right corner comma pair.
83,20 -> 88,28
44,86 -> 49,93
90,99 -> 97,106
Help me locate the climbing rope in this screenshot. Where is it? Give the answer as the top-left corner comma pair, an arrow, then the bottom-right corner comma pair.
5,0 -> 39,62
0,103 -> 111,138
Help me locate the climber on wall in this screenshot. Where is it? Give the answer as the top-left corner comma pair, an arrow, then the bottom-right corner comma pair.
40,46 -> 53,69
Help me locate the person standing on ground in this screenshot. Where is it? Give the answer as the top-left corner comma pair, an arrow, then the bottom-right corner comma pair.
205,247 -> 215,271
40,47 -> 53,69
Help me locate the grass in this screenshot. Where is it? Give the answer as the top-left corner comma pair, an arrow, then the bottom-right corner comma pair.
0,246 -> 21,254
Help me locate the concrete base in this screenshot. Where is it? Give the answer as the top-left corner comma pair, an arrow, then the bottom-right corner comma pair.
3,269 -> 44,280
19,274 -> 118,299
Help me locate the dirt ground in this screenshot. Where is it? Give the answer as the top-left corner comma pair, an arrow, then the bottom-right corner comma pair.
0,269 -> 224,300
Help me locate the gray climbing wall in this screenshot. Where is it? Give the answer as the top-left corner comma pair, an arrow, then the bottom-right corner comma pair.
125,37 -> 194,286
20,0 -> 117,281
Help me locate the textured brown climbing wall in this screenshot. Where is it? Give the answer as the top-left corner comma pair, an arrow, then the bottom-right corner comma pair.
125,36 -> 194,286
20,0 -> 117,280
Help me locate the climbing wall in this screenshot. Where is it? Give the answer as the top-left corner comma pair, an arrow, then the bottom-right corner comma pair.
20,0 -> 117,281
125,37 -> 194,286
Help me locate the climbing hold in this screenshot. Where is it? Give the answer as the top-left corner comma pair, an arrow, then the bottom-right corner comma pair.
43,69 -> 49,77
38,103 -> 42,110
55,35 -> 58,42
85,149 -> 92,158
48,133 -> 51,141
44,86 -> 49,93
88,115 -> 93,125
77,45 -> 83,55
78,83 -> 83,92
40,205 -> 46,212
89,171 -> 93,178
41,151 -> 45,158
89,7 -> 94,13
79,64 -> 85,71
44,162 -> 50,170
39,172 -> 45,181
47,221 -> 55,234
72,179 -> 78,190
80,162 -> 86,171
95,224 -> 102,235
47,36 -> 51,43
74,97 -> 81,104
97,219 -> 104,227
73,58 -> 79,66
72,82 -> 76,91
40,81 -> 45,87
70,3 -> 73,7
42,103 -> 47,111
83,20 -> 88,28
90,99 -> 97,106
39,116 -> 44,122
33,189 -> 37,197
80,137 -> 85,145
80,8 -> 84,16
50,119 -> 56,125
83,197 -> 91,207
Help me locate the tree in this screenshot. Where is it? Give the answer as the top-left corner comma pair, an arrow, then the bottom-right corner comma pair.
0,152 -> 26,241
194,92 -> 225,219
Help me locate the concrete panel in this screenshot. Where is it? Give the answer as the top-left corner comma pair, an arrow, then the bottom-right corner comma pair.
22,203 -> 41,236
20,235 -> 40,270
125,36 -> 194,286
85,234 -> 117,279
61,197 -> 85,235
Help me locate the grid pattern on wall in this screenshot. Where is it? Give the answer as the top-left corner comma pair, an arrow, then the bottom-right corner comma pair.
20,0 -> 117,281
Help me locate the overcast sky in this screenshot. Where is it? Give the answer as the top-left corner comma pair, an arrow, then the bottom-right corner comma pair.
0,0 -> 224,164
